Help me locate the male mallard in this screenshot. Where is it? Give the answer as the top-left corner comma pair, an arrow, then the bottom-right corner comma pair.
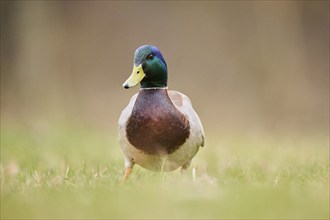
118,45 -> 204,180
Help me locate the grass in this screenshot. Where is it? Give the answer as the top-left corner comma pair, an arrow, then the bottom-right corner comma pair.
1,124 -> 329,219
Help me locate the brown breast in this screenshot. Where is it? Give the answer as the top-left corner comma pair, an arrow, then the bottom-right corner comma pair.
126,89 -> 190,155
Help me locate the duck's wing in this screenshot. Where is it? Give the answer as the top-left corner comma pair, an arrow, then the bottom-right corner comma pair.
118,93 -> 138,168
168,90 -> 205,147
118,93 -> 138,128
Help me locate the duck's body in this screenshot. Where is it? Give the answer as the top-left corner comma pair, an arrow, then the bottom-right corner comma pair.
119,89 -> 204,172
118,45 -> 204,179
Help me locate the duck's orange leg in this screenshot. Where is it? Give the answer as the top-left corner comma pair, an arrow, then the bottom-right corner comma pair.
181,161 -> 191,172
121,167 -> 133,184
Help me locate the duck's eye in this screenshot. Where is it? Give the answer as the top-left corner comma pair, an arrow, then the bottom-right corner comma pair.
147,54 -> 154,60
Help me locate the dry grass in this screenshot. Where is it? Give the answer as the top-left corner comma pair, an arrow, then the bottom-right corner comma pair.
1,125 -> 329,219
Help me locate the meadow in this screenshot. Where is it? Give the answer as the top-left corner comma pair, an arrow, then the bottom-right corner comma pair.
1,1 -> 329,219
1,124 -> 329,219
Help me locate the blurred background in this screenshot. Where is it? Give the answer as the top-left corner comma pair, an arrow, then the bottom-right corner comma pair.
1,1 -> 329,136
1,3 -> 329,219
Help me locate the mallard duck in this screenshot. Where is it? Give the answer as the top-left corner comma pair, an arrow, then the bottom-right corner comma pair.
118,45 -> 204,180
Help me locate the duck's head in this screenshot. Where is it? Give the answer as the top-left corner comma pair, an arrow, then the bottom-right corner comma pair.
123,45 -> 168,89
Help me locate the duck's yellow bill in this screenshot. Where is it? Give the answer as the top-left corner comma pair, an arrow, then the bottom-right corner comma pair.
123,64 -> 145,89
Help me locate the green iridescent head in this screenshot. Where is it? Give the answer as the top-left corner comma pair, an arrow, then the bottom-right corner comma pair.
123,45 -> 168,89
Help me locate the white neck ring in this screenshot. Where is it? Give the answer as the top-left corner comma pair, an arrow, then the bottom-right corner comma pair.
140,87 -> 168,90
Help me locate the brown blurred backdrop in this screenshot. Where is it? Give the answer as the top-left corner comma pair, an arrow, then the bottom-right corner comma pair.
1,1 -> 329,136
